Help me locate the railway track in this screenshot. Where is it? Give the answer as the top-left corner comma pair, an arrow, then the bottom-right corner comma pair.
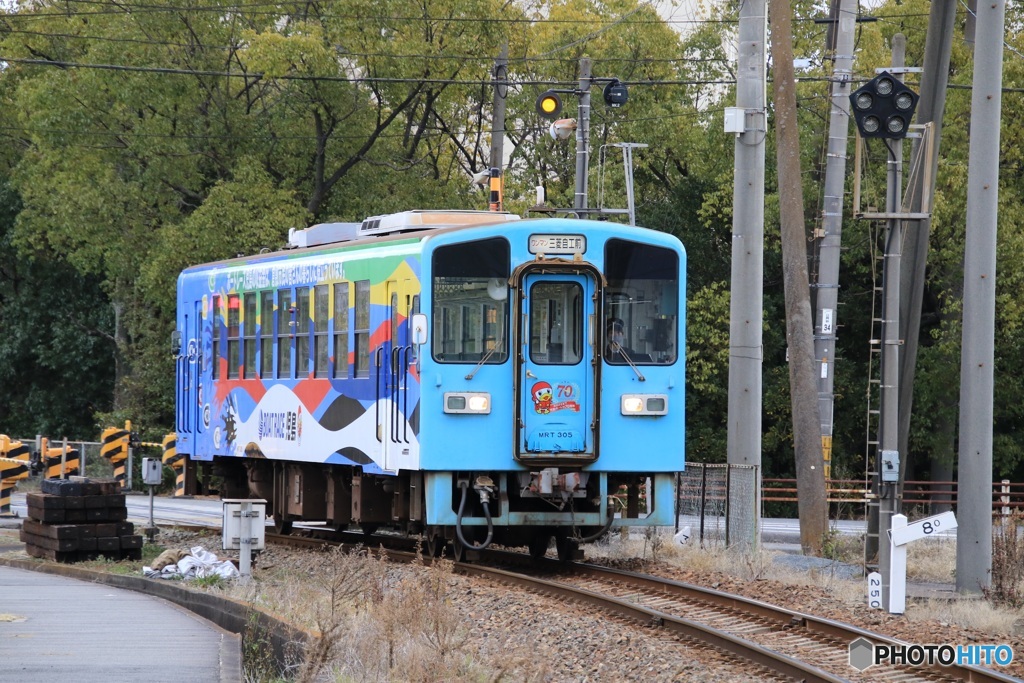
522,563 -> 1018,683
266,530 -> 1019,683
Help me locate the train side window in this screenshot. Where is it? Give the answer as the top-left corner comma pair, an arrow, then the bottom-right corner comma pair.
354,280 -> 370,377
334,282 -> 349,378
243,293 -> 257,378
432,238 -> 510,363
604,240 -> 679,366
212,295 -> 221,379
260,291 -> 274,378
278,288 -> 293,378
314,284 -> 329,378
296,287 -> 311,378
227,294 -> 240,379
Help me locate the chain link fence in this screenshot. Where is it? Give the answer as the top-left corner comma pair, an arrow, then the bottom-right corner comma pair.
676,463 -> 759,547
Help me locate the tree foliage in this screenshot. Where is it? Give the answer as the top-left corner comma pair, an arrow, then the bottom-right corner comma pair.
0,0 -> 1022,491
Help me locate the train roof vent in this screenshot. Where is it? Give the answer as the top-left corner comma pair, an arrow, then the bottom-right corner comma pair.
287,222 -> 362,248
359,210 -> 520,237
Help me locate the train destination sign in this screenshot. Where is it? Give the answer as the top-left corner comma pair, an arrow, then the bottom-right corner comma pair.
529,234 -> 587,255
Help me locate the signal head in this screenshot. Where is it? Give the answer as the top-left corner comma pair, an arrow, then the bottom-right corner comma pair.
849,71 -> 919,140
536,90 -> 563,119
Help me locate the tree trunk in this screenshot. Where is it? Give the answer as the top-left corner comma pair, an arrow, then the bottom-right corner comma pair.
768,0 -> 828,555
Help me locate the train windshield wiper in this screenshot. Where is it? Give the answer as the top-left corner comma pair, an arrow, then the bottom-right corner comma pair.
611,342 -> 645,382
465,344 -> 499,380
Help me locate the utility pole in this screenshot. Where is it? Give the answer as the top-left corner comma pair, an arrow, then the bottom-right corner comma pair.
769,0 -> 828,556
812,0 -> 857,486
489,45 -> 508,212
574,57 -> 592,214
897,4 -> 956,509
957,0 -> 1004,595
726,0 -> 766,548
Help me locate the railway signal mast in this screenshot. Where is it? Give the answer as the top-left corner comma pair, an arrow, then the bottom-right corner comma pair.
849,43 -> 927,608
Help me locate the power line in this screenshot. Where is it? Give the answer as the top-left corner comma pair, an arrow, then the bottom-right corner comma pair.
3,2 -> 737,25
0,55 -> 736,87
0,26 -> 732,65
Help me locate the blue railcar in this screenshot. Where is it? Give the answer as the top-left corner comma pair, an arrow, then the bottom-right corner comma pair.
174,210 -> 685,558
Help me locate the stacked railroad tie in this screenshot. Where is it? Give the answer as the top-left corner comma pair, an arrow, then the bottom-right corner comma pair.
20,477 -> 144,563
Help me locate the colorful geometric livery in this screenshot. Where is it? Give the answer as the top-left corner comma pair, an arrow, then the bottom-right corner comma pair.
174,210 -> 686,559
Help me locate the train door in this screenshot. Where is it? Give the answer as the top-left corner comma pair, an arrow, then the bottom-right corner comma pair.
516,272 -> 597,463
383,278 -> 412,471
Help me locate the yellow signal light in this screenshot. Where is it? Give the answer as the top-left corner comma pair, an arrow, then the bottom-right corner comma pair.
536,90 -> 562,120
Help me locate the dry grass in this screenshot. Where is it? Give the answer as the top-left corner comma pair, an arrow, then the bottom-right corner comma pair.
906,598 -> 1022,635
905,537 -> 957,583
207,542 -> 540,683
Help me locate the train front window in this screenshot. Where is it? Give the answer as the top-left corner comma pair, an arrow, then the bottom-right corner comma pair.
604,240 -> 679,365
529,282 -> 583,365
432,238 -> 510,364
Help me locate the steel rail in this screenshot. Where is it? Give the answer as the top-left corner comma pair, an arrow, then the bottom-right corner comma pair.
563,562 -> 1020,683
457,561 -> 847,683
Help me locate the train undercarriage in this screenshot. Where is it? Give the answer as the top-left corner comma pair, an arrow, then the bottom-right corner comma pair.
208,456 -> 668,561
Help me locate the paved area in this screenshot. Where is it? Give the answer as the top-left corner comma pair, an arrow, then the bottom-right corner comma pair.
0,562 -> 241,682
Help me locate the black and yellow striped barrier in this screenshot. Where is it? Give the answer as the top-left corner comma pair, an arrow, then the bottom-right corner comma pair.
101,421 -> 131,488
0,457 -> 29,516
161,433 -> 186,496
39,438 -> 81,479
0,435 -> 30,515
0,434 -> 30,462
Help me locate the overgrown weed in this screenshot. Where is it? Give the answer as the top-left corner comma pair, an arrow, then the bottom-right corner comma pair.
985,512 -> 1024,609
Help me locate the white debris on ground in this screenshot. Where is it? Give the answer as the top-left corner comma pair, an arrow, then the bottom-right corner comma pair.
143,545 -> 239,580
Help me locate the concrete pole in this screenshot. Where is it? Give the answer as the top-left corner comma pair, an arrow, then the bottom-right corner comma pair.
488,45 -> 508,212
574,57 -> 592,214
812,0 -> 857,485
877,35 -> 905,609
726,0 -> 766,547
957,0 -> 1004,595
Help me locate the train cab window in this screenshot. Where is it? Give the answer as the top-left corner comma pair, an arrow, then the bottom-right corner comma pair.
227,294 -> 240,379
354,280 -> 370,377
604,240 -> 679,365
296,287 -> 311,378
277,288 -> 293,378
432,238 -> 510,363
314,284 -> 329,378
243,293 -> 257,378
529,282 -> 583,365
260,291 -> 274,377
334,282 -> 349,378
212,295 -> 221,379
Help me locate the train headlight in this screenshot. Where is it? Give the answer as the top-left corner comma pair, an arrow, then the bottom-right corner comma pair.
444,392 -> 491,414
621,394 -> 668,416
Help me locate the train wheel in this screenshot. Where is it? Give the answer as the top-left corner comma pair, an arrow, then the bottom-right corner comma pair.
361,525 -> 378,538
528,533 -> 552,560
452,538 -> 467,562
273,514 -> 293,535
424,532 -> 445,558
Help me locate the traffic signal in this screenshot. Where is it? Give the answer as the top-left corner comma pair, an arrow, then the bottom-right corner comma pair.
536,90 -> 563,119
849,71 -> 919,140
